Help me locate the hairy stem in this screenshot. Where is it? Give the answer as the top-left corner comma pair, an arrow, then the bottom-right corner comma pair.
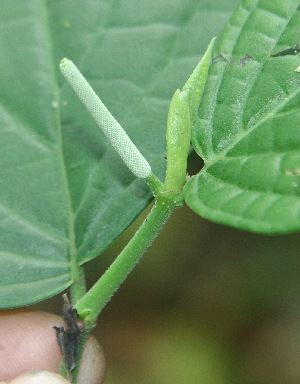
70,266 -> 87,304
75,192 -> 183,324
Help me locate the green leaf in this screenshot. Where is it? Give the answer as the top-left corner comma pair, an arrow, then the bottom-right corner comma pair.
164,38 -> 216,191
164,89 -> 191,191
182,37 -> 216,125
184,0 -> 300,234
0,0 -> 238,308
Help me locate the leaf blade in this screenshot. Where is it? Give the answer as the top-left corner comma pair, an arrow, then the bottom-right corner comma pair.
0,0 -> 239,307
184,0 -> 300,234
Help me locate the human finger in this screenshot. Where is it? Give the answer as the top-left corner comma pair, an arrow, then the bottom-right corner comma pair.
7,371 -> 71,384
0,310 -> 105,383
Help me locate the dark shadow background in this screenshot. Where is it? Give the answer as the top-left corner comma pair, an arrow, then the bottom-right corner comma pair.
34,153 -> 300,384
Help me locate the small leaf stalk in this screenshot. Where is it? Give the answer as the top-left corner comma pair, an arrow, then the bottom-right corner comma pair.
75,192 -> 184,325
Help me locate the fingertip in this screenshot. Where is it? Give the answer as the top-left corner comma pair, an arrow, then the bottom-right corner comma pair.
0,310 -> 106,384
77,336 -> 106,384
7,371 -> 71,384
0,310 -> 63,380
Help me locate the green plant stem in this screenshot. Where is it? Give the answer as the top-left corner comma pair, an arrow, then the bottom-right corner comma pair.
70,266 -> 87,304
146,173 -> 164,196
70,328 -> 91,383
75,192 -> 183,324
59,327 -> 91,384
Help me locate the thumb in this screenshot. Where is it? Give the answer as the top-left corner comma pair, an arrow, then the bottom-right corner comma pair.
3,337 -> 104,384
6,371 -> 71,384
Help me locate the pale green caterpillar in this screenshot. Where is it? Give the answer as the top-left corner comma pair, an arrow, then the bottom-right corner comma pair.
60,59 -> 152,179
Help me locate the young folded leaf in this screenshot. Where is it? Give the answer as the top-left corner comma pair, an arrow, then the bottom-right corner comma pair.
164,89 -> 190,191
182,37 -> 216,125
164,38 -> 216,191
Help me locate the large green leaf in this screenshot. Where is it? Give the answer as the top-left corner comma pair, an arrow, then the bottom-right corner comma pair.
184,0 -> 300,234
0,1 -> 238,308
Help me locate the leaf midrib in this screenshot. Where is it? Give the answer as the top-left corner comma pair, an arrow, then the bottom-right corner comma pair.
204,79 -> 300,168
42,1 -> 78,283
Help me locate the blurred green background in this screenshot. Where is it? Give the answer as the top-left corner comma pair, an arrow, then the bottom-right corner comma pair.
35,153 -> 300,384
